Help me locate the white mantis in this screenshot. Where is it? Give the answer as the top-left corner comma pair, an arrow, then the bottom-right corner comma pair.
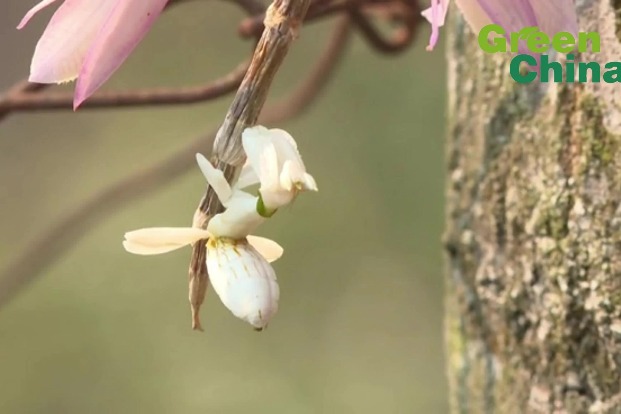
123,126 -> 317,330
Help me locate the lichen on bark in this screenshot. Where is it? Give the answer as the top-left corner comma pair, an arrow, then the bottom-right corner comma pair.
445,5 -> 621,413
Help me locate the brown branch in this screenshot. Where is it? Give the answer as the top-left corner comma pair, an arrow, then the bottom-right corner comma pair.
0,81 -> 47,122
0,61 -> 249,111
0,17 -> 351,317
238,0 -> 372,37
266,17 -> 350,119
348,0 -> 421,54
238,0 -> 422,54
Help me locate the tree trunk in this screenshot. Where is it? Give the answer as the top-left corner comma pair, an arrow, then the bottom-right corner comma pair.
445,2 -> 621,413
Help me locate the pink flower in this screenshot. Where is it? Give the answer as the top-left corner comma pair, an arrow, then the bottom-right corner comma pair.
18,0 -> 169,109
422,0 -> 579,52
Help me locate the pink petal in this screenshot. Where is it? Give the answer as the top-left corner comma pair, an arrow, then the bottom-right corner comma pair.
454,0 -> 492,34
421,0 -> 449,27
24,0 -> 118,85
478,0 -> 578,36
475,0 -> 537,34
17,0 -> 60,30
73,0 -> 169,109
421,0 -> 450,51
475,0 -> 577,56
529,0 -> 579,38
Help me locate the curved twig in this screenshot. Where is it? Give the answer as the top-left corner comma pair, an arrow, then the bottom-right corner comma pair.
0,61 -> 249,111
238,0 -> 421,55
266,16 -> 350,119
0,17 -> 352,311
348,0 -> 421,55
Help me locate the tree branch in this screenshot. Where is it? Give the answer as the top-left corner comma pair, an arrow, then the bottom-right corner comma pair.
0,62 -> 249,112
238,0 -> 421,54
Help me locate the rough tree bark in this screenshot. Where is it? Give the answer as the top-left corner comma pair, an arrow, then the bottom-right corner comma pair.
444,1 -> 621,413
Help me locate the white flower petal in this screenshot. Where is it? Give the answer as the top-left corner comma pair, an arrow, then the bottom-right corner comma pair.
123,227 -> 210,255
207,238 -> 279,329
247,236 -> 284,263
196,153 -> 233,205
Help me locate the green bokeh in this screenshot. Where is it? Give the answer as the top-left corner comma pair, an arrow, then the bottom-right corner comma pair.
0,2 -> 447,412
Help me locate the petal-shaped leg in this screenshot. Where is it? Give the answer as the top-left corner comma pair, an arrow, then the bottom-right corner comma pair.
123,227 -> 210,255
247,235 -> 284,263
195,153 -> 233,204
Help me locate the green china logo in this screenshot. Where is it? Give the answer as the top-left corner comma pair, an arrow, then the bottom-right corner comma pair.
477,25 -> 621,84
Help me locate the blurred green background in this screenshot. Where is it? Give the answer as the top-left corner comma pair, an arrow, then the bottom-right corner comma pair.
0,1 -> 447,412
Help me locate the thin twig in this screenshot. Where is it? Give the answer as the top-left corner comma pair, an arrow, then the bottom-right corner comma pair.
238,0 -> 421,54
0,81 -> 47,122
266,17 -> 350,119
0,61 -> 249,111
0,17 -> 351,317
348,0 -> 420,54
